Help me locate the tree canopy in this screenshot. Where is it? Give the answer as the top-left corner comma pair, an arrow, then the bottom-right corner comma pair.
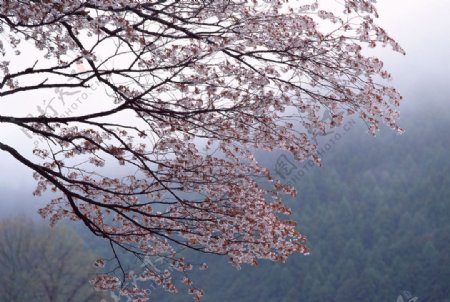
0,218 -> 106,301
0,0 -> 404,299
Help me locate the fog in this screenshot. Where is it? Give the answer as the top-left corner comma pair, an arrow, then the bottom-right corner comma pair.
376,0 -> 450,107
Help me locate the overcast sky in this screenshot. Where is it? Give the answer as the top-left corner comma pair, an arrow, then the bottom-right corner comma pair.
1,0 -> 449,215
376,0 -> 450,90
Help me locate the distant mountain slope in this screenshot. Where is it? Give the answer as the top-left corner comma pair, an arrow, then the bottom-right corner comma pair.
149,100 -> 450,302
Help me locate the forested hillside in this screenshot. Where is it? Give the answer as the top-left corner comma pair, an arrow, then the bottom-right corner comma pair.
144,101 -> 450,302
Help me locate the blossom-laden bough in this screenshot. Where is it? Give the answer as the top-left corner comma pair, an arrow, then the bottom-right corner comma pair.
0,0 -> 404,300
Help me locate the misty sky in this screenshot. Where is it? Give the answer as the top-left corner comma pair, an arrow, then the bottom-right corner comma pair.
376,0 -> 450,95
1,0 -> 449,215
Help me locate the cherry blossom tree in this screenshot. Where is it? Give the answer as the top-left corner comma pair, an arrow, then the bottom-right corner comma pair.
0,0 -> 404,300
